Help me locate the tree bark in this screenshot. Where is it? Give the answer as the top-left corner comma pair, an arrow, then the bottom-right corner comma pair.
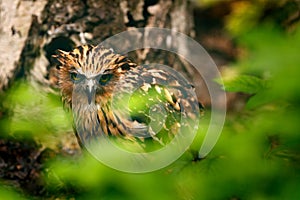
0,0 -> 201,97
0,0 -> 47,90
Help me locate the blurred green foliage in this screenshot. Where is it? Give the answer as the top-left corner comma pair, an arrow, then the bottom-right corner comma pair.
1,1 -> 300,199
0,81 -> 72,143
0,186 -> 25,200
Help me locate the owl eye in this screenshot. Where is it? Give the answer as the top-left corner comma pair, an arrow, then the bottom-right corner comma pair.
70,72 -> 84,83
99,74 -> 113,85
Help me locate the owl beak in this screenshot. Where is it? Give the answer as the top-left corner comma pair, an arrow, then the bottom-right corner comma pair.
86,80 -> 95,105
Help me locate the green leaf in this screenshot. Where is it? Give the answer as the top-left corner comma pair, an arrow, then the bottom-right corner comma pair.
221,75 -> 267,94
246,90 -> 274,109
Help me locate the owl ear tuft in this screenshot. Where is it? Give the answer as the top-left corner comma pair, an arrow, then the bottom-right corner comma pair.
52,49 -> 69,64
57,49 -> 68,54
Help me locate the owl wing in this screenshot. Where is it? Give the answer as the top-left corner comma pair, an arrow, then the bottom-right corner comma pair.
109,65 -> 201,146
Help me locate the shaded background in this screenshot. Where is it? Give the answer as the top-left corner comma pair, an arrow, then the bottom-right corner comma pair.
1,0 -> 300,199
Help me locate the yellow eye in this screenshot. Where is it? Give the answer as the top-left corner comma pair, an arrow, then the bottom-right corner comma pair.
70,72 -> 83,82
99,74 -> 113,85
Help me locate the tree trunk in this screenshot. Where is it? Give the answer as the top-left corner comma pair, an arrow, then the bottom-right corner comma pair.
0,0 -> 198,91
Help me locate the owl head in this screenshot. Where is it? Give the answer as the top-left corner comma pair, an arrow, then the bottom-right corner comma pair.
54,45 -> 136,107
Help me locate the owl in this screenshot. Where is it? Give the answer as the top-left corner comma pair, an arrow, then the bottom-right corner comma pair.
55,45 -> 202,150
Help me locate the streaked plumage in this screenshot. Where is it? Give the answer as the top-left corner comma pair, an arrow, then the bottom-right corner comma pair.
55,45 -> 202,149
